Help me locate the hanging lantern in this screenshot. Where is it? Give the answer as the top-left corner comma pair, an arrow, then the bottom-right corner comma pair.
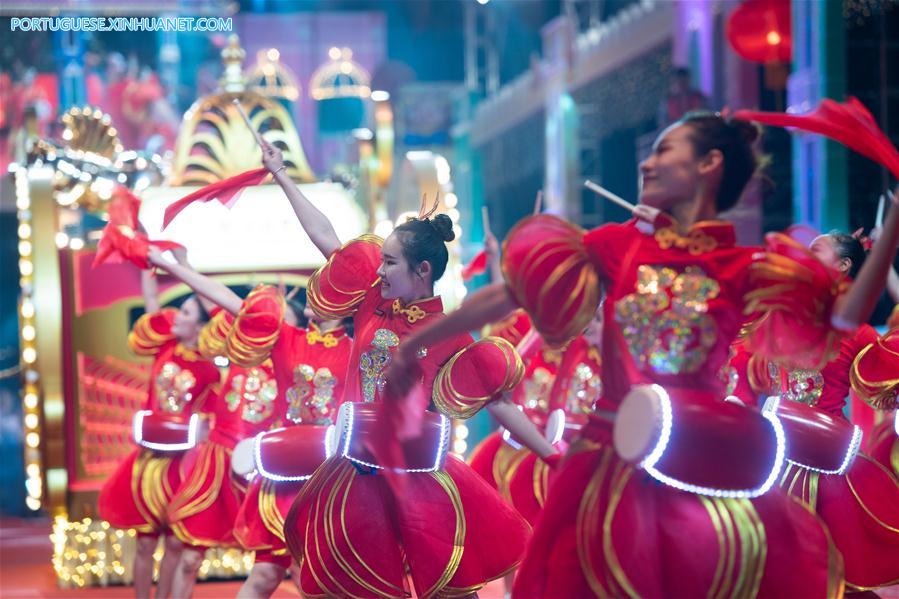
310,47 -> 371,133
726,0 -> 791,90
726,0 -> 792,64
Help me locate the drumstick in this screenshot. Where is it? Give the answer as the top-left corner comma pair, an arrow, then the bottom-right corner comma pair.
584,180 -> 636,212
876,194 -> 885,228
533,190 -> 543,215
232,99 -> 266,149
481,206 -> 491,236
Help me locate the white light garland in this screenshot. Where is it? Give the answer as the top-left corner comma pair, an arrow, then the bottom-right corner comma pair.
337,403 -> 450,472
762,396 -> 863,475
252,426 -> 337,482
640,385 -> 786,498
132,411 -> 200,451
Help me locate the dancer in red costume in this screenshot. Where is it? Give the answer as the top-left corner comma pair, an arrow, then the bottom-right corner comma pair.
145,252 -> 278,598
728,230 -> 899,591
468,336 -> 561,502
153,253 -> 353,598
389,112 -> 899,598
250,140 -> 555,598
229,299 -> 350,599
147,254 -> 337,598
507,307 -> 604,526
97,264 -> 219,599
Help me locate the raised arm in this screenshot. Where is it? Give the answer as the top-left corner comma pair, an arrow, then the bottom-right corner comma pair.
833,189 -> 899,328
261,140 -> 341,257
141,269 -> 161,314
147,247 -> 243,315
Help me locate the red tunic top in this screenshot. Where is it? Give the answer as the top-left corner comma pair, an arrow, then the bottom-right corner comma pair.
503,215 -> 850,599
128,309 -> 220,415
765,324 -> 879,418
307,235 -> 523,417
503,216 -> 847,407
97,310 -> 219,534
285,235 -> 530,599
227,285 -> 352,426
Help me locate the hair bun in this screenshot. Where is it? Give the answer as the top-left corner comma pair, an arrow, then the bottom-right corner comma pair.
429,213 -> 456,242
731,118 -> 761,145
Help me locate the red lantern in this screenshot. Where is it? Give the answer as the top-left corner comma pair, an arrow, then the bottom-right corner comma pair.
726,0 -> 792,64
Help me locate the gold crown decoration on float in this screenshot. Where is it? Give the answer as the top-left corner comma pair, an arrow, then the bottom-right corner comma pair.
246,48 -> 301,102
60,107 -> 123,158
309,47 -> 372,100
170,34 -> 314,185
28,107 -> 164,212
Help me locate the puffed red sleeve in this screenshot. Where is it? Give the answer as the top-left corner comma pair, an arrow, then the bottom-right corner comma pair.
226,285 -> 285,367
850,328 -> 899,410
127,308 -> 177,356
743,232 -> 850,371
307,234 -> 383,319
198,307 -> 234,359
501,215 -> 601,347
431,336 -> 525,419
484,309 -> 532,347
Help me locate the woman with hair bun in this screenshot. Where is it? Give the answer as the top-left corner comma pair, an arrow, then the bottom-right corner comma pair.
738,228 -> 899,592
257,140 -> 556,598
97,257 -> 220,599
388,112 -> 899,597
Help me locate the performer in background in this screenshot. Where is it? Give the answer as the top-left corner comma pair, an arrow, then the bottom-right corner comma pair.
230,298 -> 350,599
387,112 -> 899,597
254,140 -> 555,598
508,305 -> 604,526
145,252 -> 282,599
97,260 -> 219,599
148,253 -> 351,599
744,230 -> 899,591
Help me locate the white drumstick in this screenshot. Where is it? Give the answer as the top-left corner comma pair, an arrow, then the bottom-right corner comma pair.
584,180 -> 636,212
876,193 -> 885,228
232,99 -> 265,148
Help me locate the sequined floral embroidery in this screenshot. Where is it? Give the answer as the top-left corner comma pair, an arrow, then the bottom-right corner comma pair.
567,363 -> 602,414
523,367 -> 554,413
225,368 -> 278,423
155,362 -> 196,413
286,364 -> 338,424
720,345 -> 739,396
615,264 -> 720,375
360,328 -> 400,402
768,362 -> 824,405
